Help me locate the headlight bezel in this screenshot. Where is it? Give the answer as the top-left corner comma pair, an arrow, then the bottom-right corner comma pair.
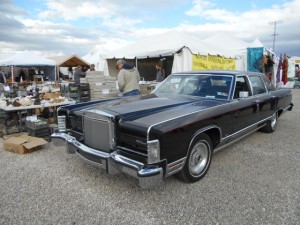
147,139 -> 160,164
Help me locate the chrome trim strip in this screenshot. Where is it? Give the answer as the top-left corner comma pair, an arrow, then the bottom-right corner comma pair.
215,124 -> 265,153
220,115 -> 272,143
188,125 -> 222,154
283,104 -> 293,111
86,109 -> 115,118
210,106 -> 290,152
194,125 -> 222,141
166,157 -> 186,176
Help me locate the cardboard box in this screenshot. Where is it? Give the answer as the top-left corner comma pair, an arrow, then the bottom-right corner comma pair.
44,92 -> 61,99
48,117 -> 56,124
3,132 -> 48,154
139,84 -> 156,95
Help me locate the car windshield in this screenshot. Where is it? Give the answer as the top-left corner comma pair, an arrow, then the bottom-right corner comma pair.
153,74 -> 233,100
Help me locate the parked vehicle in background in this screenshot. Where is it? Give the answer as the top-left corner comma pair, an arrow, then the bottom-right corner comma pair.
52,70 -> 293,188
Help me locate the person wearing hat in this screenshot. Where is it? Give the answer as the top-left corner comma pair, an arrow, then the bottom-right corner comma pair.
73,65 -> 86,84
116,59 -> 140,96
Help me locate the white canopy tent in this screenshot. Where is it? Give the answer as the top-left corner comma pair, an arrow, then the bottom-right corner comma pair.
105,31 -> 218,59
99,31 -> 226,79
0,50 -> 56,81
85,31 -> 271,81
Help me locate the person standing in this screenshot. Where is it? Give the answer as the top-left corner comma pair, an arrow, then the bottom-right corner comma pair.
73,65 -> 86,85
0,68 -> 6,84
87,64 -> 95,71
295,64 -> 300,77
155,61 -> 165,82
17,68 -> 26,82
68,67 -> 73,79
116,59 -> 140,96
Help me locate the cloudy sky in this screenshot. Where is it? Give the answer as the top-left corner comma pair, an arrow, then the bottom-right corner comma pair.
0,0 -> 299,61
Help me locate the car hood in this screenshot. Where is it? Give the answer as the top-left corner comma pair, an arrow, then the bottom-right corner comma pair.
80,94 -> 227,125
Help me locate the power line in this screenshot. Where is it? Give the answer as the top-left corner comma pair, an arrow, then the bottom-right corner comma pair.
269,20 -> 283,52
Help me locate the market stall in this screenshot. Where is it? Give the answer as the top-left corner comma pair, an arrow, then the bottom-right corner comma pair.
0,95 -> 75,137
49,54 -> 90,80
0,50 -> 56,82
0,52 -> 93,137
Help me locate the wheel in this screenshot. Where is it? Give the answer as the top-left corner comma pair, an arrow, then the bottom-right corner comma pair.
177,133 -> 213,183
261,112 -> 278,133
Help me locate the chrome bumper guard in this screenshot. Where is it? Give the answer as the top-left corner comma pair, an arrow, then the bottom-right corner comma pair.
287,103 -> 294,111
51,132 -> 163,189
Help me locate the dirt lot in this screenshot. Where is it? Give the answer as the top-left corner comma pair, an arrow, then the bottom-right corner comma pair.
0,89 -> 299,225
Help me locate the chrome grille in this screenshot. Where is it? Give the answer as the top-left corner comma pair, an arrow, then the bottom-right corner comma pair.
83,112 -> 115,152
69,115 -> 83,131
57,116 -> 66,132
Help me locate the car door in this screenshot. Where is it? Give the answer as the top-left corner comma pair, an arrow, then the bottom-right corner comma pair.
230,76 -> 259,138
248,75 -> 274,122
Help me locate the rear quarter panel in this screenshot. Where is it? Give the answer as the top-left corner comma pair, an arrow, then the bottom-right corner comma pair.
273,89 -> 292,110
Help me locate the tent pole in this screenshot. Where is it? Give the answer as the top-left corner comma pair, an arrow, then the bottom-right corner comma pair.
135,58 -> 138,69
54,66 -> 57,81
11,66 -> 14,83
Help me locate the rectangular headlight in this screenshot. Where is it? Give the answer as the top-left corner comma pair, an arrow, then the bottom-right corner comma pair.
57,115 -> 66,132
147,140 -> 160,164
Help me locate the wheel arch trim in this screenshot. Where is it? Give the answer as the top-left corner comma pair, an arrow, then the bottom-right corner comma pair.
189,125 -> 221,151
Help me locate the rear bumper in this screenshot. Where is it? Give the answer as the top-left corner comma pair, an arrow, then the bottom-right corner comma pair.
51,132 -> 163,189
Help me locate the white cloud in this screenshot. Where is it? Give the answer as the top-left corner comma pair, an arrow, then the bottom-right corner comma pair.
182,0 -> 300,54
38,0 -> 117,20
186,0 -> 215,16
0,0 -> 299,59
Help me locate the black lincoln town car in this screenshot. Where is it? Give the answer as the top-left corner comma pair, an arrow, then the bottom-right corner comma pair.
52,70 -> 293,188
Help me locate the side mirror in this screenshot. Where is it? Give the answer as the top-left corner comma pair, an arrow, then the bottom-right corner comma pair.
239,91 -> 248,98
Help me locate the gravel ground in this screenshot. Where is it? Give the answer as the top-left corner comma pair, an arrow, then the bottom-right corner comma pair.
0,89 -> 299,225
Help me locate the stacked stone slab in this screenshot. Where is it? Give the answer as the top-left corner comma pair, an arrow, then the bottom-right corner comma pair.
82,71 -> 120,100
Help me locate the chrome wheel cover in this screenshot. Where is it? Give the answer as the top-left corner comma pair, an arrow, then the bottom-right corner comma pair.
271,113 -> 277,130
189,141 -> 209,176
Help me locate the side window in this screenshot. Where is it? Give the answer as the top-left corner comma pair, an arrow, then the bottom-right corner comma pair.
249,76 -> 267,95
234,76 -> 250,99
261,74 -> 276,91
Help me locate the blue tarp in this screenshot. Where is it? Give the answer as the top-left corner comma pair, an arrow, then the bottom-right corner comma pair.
247,47 -> 263,72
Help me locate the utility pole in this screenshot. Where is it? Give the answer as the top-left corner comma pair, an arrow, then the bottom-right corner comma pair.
269,20 -> 283,52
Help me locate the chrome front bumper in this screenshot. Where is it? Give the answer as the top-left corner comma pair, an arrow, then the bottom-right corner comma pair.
51,132 -> 163,189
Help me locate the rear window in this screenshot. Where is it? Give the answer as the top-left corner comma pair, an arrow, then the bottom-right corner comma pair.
249,76 -> 267,95
261,74 -> 276,91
